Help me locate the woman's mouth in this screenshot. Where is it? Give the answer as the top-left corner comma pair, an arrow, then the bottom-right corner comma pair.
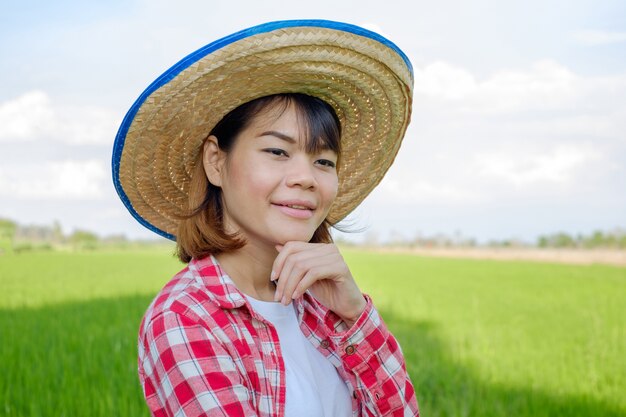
272,201 -> 315,219
283,204 -> 310,210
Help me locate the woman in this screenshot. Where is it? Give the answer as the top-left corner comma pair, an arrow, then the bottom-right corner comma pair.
112,20 -> 418,417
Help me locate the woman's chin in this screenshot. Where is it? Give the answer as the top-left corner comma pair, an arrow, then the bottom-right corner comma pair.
273,231 -> 316,246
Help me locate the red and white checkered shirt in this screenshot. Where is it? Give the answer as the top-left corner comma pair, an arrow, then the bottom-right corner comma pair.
138,255 -> 419,417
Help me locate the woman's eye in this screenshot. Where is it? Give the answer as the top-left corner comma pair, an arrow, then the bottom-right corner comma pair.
316,159 -> 336,168
264,148 -> 288,157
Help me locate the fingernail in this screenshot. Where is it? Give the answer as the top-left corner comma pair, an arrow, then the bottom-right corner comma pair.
274,291 -> 281,302
281,296 -> 287,305
270,270 -> 276,281
292,291 -> 299,299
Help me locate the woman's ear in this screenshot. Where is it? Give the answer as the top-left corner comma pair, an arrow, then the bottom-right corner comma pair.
202,135 -> 225,187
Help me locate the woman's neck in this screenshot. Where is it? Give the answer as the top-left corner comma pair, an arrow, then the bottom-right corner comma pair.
214,241 -> 278,302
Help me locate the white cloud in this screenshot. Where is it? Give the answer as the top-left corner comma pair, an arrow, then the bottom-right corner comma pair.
474,145 -> 602,186
377,177 -> 484,204
574,30 -> 626,46
0,91 -> 56,139
514,111 -> 625,139
476,60 -> 579,112
414,59 -> 580,113
0,91 -> 119,144
413,61 -> 477,100
358,56 -> 626,212
0,160 -> 107,199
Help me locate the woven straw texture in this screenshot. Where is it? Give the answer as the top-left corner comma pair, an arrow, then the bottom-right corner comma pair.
117,25 -> 413,238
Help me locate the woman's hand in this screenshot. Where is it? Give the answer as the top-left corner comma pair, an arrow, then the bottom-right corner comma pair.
271,242 -> 367,326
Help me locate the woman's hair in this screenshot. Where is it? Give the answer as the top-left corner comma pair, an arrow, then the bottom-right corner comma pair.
175,93 -> 342,263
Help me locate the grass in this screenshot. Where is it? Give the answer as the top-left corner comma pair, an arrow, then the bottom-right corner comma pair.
344,250 -> 626,416
0,248 -> 624,416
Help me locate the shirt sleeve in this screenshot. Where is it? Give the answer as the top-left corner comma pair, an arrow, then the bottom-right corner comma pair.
139,310 -> 258,417
328,294 -> 420,417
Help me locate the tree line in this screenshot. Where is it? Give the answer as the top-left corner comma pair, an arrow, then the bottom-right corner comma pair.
536,230 -> 626,249
0,218 -> 136,253
1,217 -> 625,253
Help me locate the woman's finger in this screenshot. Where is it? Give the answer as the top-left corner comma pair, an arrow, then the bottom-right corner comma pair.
275,249 -> 325,303
271,241 -> 311,281
291,263 -> 334,299
272,242 -> 325,301
272,244 -> 294,301
277,259 -> 310,304
278,250 -> 338,304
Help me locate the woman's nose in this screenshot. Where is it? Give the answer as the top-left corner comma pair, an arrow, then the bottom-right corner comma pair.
285,157 -> 317,189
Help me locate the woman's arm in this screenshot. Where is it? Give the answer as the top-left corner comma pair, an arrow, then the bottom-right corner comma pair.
271,242 -> 419,416
139,311 -> 258,417
328,294 -> 419,417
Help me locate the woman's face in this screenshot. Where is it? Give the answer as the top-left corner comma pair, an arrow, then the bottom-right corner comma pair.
211,103 -> 339,249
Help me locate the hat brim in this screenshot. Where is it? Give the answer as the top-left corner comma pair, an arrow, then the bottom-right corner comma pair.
112,19 -> 413,240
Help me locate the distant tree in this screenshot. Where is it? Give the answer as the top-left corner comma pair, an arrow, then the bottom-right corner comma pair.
0,218 -> 17,238
52,220 -> 64,244
465,238 -> 478,247
16,224 -> 54,242
553,232 -> 576,248
69,229 -> 99,250
535,229 -> 626,249
102,234 -> 128,243
0,218 -> 17,253
589,230 -> 605,248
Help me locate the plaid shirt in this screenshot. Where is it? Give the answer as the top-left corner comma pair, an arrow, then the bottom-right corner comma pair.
138,255 -> 419,417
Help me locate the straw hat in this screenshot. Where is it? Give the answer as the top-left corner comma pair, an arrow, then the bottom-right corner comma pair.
112,19 -> 413,240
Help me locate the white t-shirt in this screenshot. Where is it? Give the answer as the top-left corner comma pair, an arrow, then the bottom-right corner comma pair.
244,294 -> 352,417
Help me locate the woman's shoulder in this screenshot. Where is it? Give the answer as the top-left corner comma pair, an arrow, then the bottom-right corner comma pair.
138,255 -> 248,334
139,263 -> 220,333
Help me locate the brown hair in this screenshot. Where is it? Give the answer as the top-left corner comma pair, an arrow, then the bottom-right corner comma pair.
175,93 -> 342,263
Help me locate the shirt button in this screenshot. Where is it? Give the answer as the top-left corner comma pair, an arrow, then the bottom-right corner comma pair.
320,339 -> 330,349
352,391 -> 357,399
375,391 -> 381,400
345,345 -> 355,355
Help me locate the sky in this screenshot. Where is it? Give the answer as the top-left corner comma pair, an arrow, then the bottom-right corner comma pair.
1,0 -> 625,244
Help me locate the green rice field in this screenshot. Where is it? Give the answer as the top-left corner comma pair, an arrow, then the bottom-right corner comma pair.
1,247 -> 625,416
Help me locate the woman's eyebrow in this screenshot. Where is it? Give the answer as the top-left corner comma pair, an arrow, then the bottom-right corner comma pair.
258,130 -> 335,153
258,130 -> 296,144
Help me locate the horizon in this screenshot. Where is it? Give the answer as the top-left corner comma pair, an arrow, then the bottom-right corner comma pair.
3,215 -> 625,247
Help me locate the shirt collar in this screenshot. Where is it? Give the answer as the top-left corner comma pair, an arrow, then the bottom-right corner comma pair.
188,255 -> 247,309
187,254 -> 313,313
